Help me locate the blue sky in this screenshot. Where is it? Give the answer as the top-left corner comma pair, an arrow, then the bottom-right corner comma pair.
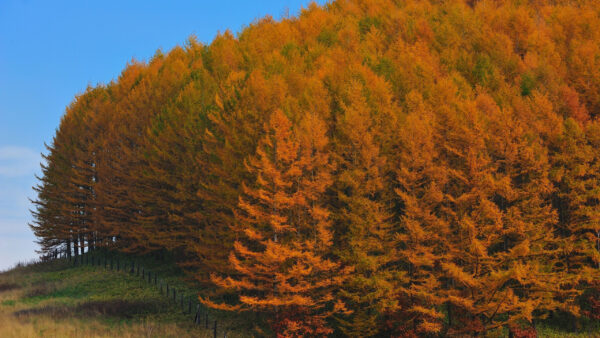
0,0 -> 325,271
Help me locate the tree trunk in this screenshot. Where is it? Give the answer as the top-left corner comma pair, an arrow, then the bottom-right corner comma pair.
80,234 -> 85,255
73,234 -> 79,258
66,239 -> 72,259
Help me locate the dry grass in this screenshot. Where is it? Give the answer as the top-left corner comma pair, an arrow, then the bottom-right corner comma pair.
0,311 -> 202,338
0,296 -> 225,338
0,259 -> 250,337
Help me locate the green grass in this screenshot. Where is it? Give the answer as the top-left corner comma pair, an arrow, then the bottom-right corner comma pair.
1,300 -> 15,306
0,255 -> 255,337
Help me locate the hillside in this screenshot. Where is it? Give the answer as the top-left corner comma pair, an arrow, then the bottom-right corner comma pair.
28,0 -> 600,336
0,256 -> 252,337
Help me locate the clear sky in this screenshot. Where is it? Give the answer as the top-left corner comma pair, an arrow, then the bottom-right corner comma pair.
0,0 -> 325,271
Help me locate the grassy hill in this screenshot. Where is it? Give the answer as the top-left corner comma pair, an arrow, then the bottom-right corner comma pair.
0,255 -> 254,338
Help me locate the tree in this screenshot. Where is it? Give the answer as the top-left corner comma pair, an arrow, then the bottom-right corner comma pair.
207,110 -> 349,336
332,81 -> 396,337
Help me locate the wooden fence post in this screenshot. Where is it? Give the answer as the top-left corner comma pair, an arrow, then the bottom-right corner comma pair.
173,289 -> 177,303
188,297 -> 192,314
194,304 -> 201,324
205,312 -> 209,329
214,320 -> 217,338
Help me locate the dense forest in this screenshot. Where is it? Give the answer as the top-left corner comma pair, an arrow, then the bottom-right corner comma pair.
30,0 -> 600,336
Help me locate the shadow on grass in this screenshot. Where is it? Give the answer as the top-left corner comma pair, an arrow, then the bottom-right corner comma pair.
14,299 -> 160,320
0,283 -> 20,292
24,281 -> 56,298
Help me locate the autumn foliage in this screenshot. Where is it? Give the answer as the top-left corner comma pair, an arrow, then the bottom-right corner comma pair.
31,0 -> 600,335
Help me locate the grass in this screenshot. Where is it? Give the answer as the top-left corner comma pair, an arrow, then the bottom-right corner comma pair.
0,255 -> 254,337
536,318 -> 600,338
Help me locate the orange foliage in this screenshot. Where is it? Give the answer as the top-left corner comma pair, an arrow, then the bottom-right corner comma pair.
31,0 -> 600,335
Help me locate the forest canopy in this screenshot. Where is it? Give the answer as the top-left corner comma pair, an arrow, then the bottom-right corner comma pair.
31,0 -> 600,336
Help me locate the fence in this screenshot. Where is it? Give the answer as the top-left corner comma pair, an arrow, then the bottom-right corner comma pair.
44,248 -> 229,338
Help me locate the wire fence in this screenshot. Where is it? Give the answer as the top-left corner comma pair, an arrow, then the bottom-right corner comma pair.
43,248 -> 229,338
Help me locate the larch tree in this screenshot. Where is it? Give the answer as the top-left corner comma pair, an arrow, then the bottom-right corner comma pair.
207,110 -> 349,336
332,80 -> 396,337
30,142 -> 70,256
391,90 -> 452,335
549,117 -> 600,311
